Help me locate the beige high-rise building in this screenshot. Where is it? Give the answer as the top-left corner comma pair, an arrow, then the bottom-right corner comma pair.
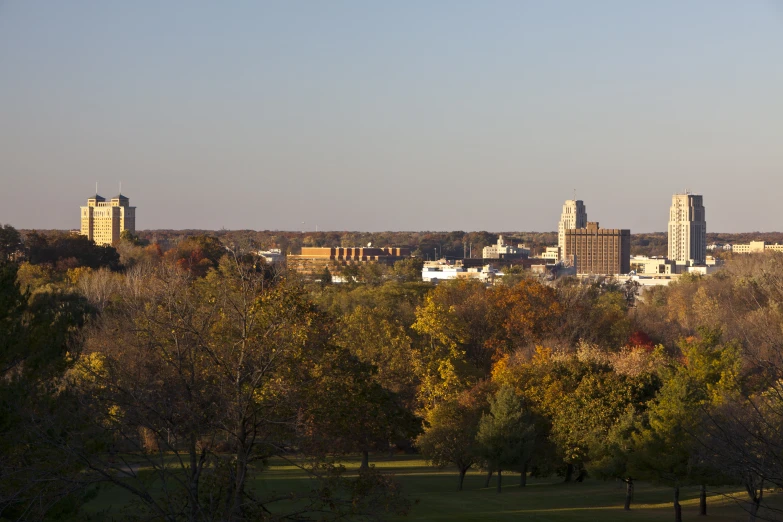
558,199 -> 587,260
564,222 -> 631,275
80,193 -> 136,246
668,193 -> 706,264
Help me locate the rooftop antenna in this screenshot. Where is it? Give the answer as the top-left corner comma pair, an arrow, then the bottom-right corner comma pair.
119,181 -> 122,194
95,181 -> 98,195
573,188 -> 576,201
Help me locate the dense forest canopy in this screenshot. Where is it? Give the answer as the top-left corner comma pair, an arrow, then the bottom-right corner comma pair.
2,223 -> 783,521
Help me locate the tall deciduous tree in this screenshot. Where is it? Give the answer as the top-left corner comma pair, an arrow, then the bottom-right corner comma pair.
0,224 -> 22,261
303,346 -> 421,470
69,255 -> 409,521
411,283 -> 482,411
417,386 -> 486,491
335,304 -> 416,401
0,261 -> 94,520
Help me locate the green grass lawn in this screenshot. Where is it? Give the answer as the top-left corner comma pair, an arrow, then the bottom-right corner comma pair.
86,454 -> 780,521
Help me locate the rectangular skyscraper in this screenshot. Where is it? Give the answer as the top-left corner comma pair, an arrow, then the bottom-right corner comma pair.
558,199 -> 587,261
668,193 -> 706,264
80,193 -> 136,246
564,222 -> 630,275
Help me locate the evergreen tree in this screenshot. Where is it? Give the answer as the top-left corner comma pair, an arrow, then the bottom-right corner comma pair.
630,329 -> 739,521
476,385 -> 535,492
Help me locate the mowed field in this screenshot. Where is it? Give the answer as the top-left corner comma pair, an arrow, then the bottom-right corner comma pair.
86,455 -> 779,521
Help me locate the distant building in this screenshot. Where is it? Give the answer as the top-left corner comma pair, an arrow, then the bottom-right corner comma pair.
482,235 -> 530,259
80,193 -> 136,246
732,241 -> 783,254
558,200 -> 587,261
630,256 -> 676,275
422,261 -> 499,283
686,265 -> 720,275
287,246 -> 411,276
616,274 -> 680,289
541,247 -> 561,263
258,248 -> 284,264
564,222 -> 630,275
668,193 -> 706,264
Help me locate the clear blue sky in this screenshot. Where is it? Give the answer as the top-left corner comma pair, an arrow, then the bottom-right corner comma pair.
1,1 -> 781,232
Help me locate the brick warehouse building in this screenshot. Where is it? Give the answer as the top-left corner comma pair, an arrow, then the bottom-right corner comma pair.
287,246 -> 411,276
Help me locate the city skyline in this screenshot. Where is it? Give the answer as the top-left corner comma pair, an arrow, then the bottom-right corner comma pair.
1,2 -> 782,232
0,185 -> 757,235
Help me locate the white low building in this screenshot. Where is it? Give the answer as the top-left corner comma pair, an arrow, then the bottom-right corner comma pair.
686,265 -> 720,275
258,248 -> 284,263
616,274 -> 680,289
630,256 -> 676,275
422,263 -> 500,283
541,247 -> 560,262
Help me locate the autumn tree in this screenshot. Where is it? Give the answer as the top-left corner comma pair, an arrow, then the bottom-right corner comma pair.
163,234 -> 225,276
68,255 -> 410,520
411,281 -> 486,410
416,385 -> 486,491
334,304 -> 417,402
489,280 -> 562,357
317,279 -> 429,329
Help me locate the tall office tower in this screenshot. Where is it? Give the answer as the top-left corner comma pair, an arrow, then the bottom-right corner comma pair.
564,222 -> 631,275
668,193 -> 706,264
558,199 -> 587,260
80,193 -> 136,246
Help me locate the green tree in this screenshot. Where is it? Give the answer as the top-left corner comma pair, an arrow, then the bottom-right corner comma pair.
358,262 -> 387,285
25,232 -> 120,270
585,406 -> 641,510
548,358 -> 655,483
392,258 -> 424,283
0,224 -> 22,261
319,266 -> 332,287
0,262 -> 94,520
630,329 -> 739,521
119,229 -> 147,246
476,385 -> 536,493
305,350 -> 420,470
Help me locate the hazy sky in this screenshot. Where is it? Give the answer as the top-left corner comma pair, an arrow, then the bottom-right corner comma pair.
1,2 -> 781,232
